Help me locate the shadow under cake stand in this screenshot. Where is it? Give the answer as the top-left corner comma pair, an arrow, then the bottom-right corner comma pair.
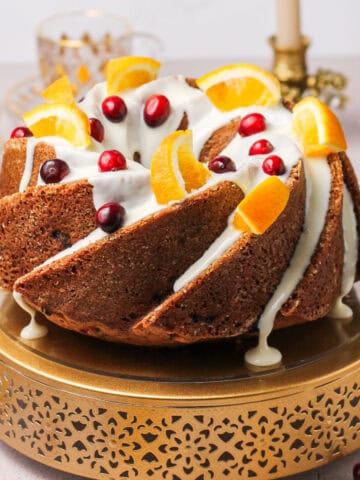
0,288 -> 360,480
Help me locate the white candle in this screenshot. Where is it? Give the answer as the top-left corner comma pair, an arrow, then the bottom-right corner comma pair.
276,0 -> 302,50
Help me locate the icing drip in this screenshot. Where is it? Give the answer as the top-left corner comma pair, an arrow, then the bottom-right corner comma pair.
20,136 -> 72,192
13,291 -> 48,339
172,107 -> 301,291
328,186 -> 358,318
245,157 -> 332,367
245,332 -> 282,367
19,137 -> 37,192
174,225 -> 241,292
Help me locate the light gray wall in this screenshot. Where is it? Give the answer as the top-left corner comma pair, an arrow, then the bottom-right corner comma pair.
1,0 -> 359,62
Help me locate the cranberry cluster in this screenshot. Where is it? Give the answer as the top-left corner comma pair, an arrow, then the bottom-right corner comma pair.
208,113 -> 286,176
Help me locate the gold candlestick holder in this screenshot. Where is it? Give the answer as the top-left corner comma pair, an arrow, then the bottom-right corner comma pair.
269,35 -> 348,108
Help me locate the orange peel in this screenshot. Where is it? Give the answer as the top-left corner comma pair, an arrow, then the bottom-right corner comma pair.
23,103 -> 90,148
41,76 -> 76,105
150,130 -> 210,204
196,63 -> 281,111
233,176 -> 289,234
106,56 -> 161,95
292,97 -> 347,157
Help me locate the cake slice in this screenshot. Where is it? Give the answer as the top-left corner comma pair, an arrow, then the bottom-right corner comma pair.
14,181 -> 243,342
0,180 -> 96,290
275,152 -> 344,327
0,139 -> 56,198
132,160 -> 306,345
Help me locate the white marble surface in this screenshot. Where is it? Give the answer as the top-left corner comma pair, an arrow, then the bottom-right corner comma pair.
0,58 -> 360,479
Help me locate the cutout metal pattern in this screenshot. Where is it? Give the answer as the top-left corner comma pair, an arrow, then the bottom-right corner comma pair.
1,364 -> 360,479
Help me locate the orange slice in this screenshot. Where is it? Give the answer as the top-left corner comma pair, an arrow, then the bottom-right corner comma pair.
23,103 -> 90,148
76,64 -> 90,84
41,76 -> 75,105
233,176 -> 289,234
106,56 -> 161,95
151,130 -> 210,204
292,97 -> 347,157
196,63 -> 281,111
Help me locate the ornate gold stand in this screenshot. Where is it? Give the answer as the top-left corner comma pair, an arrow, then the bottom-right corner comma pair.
1,290 -> 360,479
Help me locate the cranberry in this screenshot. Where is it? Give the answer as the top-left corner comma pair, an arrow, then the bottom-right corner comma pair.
208,155 -> 236,174
10,126 -> 33,139
96,202 -> 125,233
249,139 -> 274,156
89,118 -> 105,142
98,150 -> 127,172
40,159 -> 70,184
101,95 -> 127,122
354,463 -> 360,480
144,94 -> 170,127
238,113 -> 266,137
262,155 -> 286,176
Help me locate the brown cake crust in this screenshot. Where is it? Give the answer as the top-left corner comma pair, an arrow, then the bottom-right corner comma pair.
276,153 -> 344,327
14,181 -> 243,343
0,139 -> 56,198
0,180 -> 96,290
199,119 -> 240,163
132,160 -> 306,345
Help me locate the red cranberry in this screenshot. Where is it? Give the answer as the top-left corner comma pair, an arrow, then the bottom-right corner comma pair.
10,126 -> 33,139
249,139 -> 274,156
354,463 -> 360,480
89,118 -> 105,142
262,155 -> 286,176
144,94 -> 170,127
208,156 -> 236,174
40,159 -> 70,184
238,113 -> 266,137
96,202 -> 125,233
98,150 -> 127,172
102,96 -> 127,122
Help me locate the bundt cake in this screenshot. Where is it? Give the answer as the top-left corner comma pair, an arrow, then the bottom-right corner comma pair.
1,57 -> 358,366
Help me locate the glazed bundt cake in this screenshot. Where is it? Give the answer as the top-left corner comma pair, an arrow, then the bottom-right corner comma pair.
1,58 -> 358,366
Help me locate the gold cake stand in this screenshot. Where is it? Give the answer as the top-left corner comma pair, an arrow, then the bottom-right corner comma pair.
1,290 -> 360,479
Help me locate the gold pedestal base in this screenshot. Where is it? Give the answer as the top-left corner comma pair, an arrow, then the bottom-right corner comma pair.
1,291 -> 360,479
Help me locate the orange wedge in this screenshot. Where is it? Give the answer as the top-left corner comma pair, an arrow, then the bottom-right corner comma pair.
292,97 -> 347,157
106,56 -> 161,95
233,176 -> 289,234
151,130 -> 210,204
41,76 -> 75,105
23,103 -> 90,148
196,63 -> 281,111
76,64 -> 90,84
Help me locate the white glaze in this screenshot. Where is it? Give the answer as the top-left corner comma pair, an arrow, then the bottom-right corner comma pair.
171,106 -> 301,292
19,137 -> 37,192
174,225 -> 241,292
328,186 -> 358,318
245,157 -> 332,367
23,79 -> 301,279
13,291 -> 48,339
245,332 -> 282,367
38,228 -> 107,269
